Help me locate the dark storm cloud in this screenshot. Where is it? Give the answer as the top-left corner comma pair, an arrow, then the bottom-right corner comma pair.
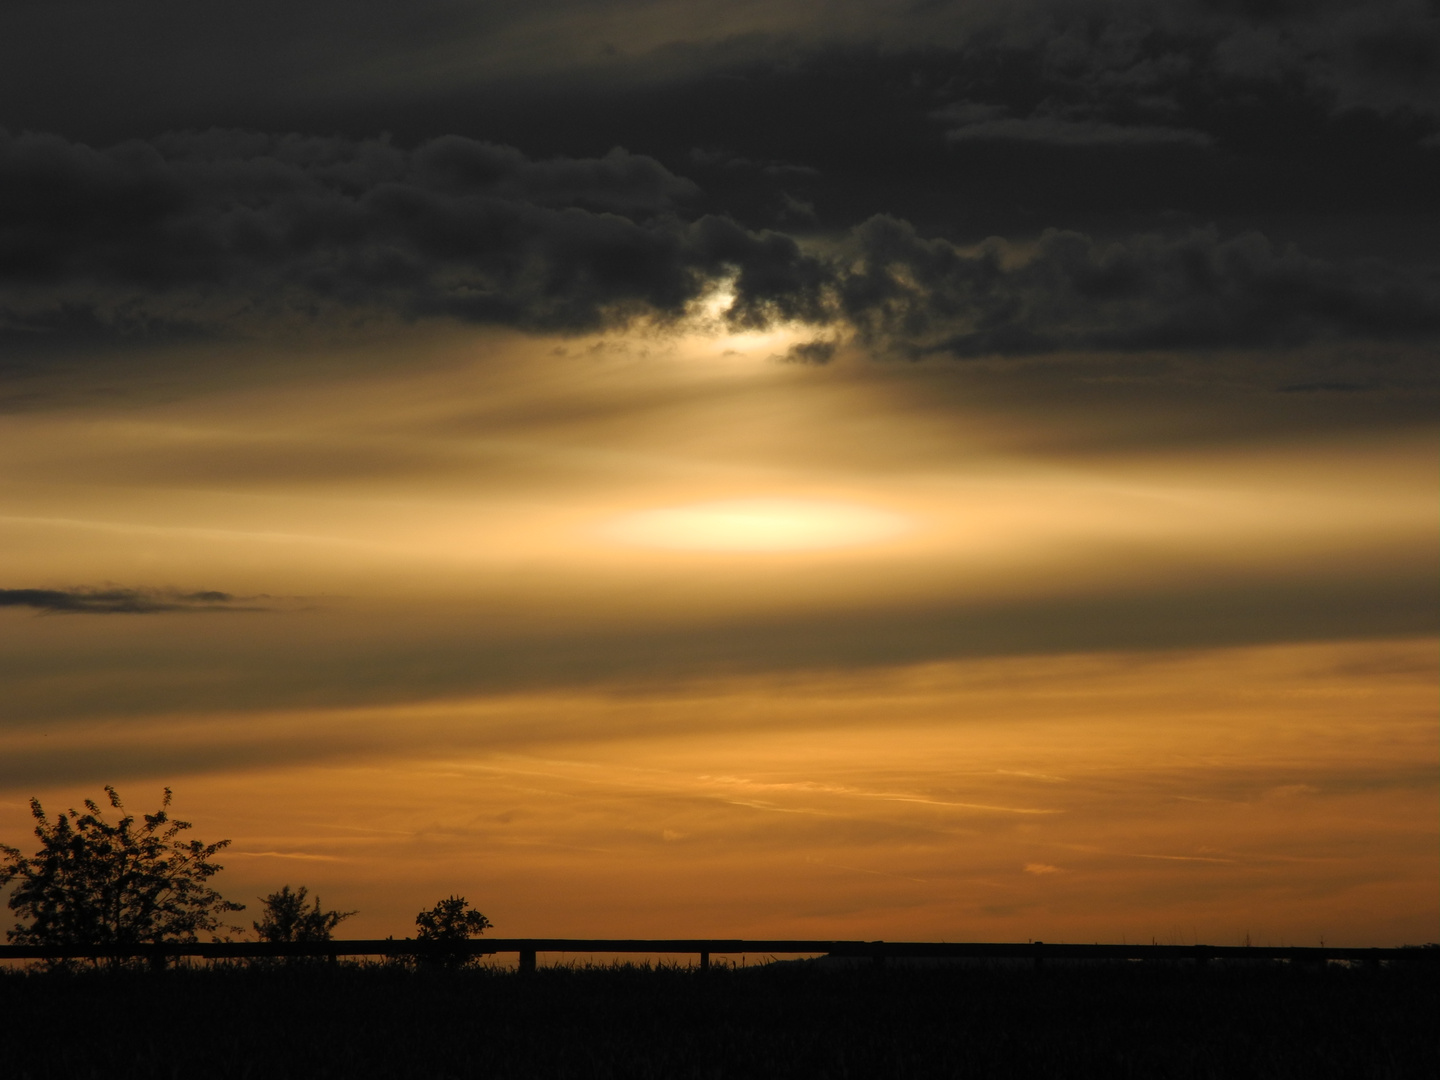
2,2 -> 1433,129
834,217 -> 1440,357
0,587 -> 260,615
4,2 -> 1435,215
0,128 -> 826,342
1,127 -> 1436,369
937,0 -> 1440,126
1,2 -> 1435,371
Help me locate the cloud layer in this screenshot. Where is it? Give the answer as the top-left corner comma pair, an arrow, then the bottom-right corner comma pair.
3,128 -> 1436,371
0,129 -> 821,342
835,218 -> 1440,356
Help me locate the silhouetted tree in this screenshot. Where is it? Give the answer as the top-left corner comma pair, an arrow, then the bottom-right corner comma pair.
254,884 -> 356,943
414,895 -> 491,968
0,786 -> 243,961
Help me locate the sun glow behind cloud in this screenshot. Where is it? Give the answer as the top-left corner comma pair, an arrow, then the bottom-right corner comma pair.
596,498 -> 912,552
683,278 -> 817,360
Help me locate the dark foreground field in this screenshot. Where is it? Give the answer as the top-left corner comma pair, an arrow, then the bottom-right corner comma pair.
3,959 -> 1435,1079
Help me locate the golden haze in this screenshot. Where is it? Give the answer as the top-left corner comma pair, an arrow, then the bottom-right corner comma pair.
1,326 -> 1435,947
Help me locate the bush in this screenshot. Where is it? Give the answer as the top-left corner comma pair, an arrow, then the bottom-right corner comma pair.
254,884 -> 356,943
414,895 -> 491,968
0,786 -> 242,962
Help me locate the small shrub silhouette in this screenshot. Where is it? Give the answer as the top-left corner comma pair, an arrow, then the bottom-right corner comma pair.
414,895 -> 491,968
254,884 -> 355,943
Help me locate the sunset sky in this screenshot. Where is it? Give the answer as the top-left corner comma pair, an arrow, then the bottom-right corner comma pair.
1,0 -> 1436,949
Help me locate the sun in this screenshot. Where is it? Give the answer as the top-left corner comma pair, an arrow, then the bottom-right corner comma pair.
597,498 -> 912,553
686,279 -> 813,358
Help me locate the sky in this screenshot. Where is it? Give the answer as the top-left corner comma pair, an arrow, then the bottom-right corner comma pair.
0,0 -> 1436,949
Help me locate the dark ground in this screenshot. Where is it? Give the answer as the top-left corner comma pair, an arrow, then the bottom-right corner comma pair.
2,959 -> 1435,1079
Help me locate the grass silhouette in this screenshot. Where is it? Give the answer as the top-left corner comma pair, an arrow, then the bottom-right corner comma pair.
2,958 -> 1434,1078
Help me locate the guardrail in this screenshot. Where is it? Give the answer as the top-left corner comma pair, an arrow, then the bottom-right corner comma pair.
1,939 -> 1428,972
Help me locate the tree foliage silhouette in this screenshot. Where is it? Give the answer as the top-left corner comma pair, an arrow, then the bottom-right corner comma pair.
414,895 -> 491,968
254,884 -> 356,943
0,786 -> 242,955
